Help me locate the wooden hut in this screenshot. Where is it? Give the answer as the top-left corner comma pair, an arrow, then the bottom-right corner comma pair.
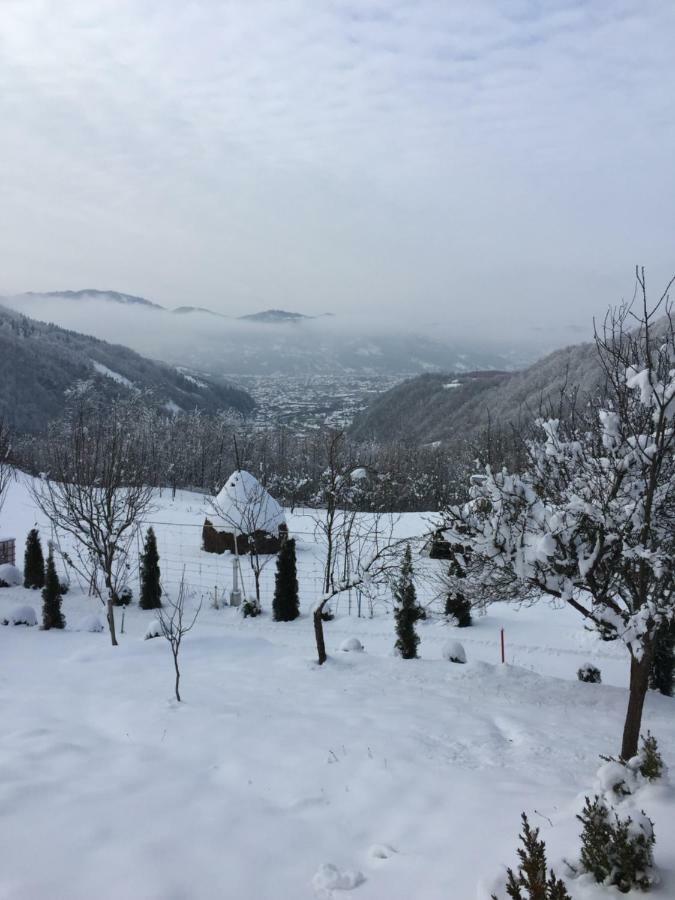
202,470 -> 287,555
0,536 -> 16,566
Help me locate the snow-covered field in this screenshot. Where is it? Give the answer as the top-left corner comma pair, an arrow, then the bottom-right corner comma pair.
1,476 -> 674,899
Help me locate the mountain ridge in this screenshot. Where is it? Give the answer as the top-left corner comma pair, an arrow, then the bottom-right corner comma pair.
0,305 -> 254,432
349,339 -> 604,446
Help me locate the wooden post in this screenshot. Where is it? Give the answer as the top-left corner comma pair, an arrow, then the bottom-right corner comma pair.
500,628 -> 505,664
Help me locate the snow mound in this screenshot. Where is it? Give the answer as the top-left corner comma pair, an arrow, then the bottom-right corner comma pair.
2,604 -> 38,626
0,563 -> 22,587
441,640 -> 466,664
368,844 -> 395,860
339,637 -> 364,653
78,614 -> 105,633
312,863 -> 364,893
212,469 -> 286,534
596,760 -> 634,796
144,619 -> 163,640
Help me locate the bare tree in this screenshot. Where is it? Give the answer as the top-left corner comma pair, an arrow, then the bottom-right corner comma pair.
310,430 -> 363,596
312,514 -> 414,664
0,419 -> 13,525
157,575 -> 201,702
30,395 -> 155,646
445,269 -> 675,759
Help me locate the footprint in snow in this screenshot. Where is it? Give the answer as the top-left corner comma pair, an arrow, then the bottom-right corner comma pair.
368,844 -> 396,861
312,863 -> 364,897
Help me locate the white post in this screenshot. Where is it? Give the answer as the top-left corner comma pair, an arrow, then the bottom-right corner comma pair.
230,531 -> 242,607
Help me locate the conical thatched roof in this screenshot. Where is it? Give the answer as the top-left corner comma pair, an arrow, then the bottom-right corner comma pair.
210,470 -> 285,535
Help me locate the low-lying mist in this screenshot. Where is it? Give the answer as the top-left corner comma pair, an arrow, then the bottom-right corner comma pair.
1,292 -> 554,377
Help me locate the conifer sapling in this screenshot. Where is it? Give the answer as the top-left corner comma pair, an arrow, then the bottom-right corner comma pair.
23,528 -> 45,589
272,537 -> 299,622
139,526 -> 162,610
42,546 -> 65,630
394,544 -> 420,659
492,813 -> 571,900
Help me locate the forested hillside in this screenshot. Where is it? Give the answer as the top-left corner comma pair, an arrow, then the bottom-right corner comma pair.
0,305 -> 254,432
350,339 -> 604,445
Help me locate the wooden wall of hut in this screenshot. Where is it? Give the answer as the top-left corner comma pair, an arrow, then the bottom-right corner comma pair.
202,520 -> 288,556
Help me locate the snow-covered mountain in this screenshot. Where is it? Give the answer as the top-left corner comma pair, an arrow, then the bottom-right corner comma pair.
2,290 -> 533,378
0,305 -> 254,432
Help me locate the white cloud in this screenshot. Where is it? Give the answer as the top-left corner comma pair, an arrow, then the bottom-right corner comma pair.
1,0 -> 675,345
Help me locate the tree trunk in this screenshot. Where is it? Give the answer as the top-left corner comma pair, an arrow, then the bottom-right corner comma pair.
314,608 -> 327,665
106,594 -> 118,646
173,653 -> 181,702
620,649 -> 652,760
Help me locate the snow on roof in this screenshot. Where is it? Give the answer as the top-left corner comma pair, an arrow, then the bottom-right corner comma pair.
211,470 -> 286,535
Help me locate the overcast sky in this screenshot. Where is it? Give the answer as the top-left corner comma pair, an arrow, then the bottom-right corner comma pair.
2,1 -> 674,345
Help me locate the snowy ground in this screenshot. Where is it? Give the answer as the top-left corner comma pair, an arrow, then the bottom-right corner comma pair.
1,475 -> 674,899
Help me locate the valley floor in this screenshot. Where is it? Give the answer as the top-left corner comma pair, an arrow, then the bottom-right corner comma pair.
1,478 -> 673,899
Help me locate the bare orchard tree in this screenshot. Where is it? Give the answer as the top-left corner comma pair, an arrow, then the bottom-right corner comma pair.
310,430 -> 362,596
0,419 -> 13,524
157,575 -> 201,702
31,394 -> 155,646
209,469 -> 283,613
444,269 -> 675,760
312,513 -> 415,664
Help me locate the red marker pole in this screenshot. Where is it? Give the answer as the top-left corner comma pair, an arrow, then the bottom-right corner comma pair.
500,628 -> 505,664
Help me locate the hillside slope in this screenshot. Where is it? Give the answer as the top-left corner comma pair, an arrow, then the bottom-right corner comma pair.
350,339 -> 604,445
0,306 -> 254,432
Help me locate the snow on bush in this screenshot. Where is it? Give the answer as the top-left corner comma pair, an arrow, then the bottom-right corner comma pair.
0,563 -> 22,587
339,637 -> 364,653
2,604 -> 38,626
576,794 -> 656,893
596,733 -> 667,798
311,863 -> 364,893
577,662 -> 601,683
78,614 -> 105,633
442,640 -> 466,664
144,619 -> 163,640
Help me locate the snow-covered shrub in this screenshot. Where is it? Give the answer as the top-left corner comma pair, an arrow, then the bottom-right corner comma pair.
339,637 -> 364,653
113,586 -> 133,607
445,591 -> 472,627
577,663 -> 601,684
241,597 -> 261,618
320,606 -> 334,622
78,614 -> 105,633
444,545 -> 472,626
576,795 -> 655,893
597,733 -> 666,797
0,563 -> 22,587
442,640 -> 466,664
491,813 -> 571,899
144,619 -> 162,640
2,604 -> 38,626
